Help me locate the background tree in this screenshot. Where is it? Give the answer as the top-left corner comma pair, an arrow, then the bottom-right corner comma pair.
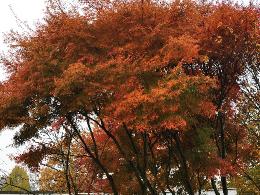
228,39 -> 260,194
1,166 -> 31,192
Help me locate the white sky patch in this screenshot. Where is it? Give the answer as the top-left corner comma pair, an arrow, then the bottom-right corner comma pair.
0,0 -> 46,81
0,127 -> 20,173
0,0 -> 45,174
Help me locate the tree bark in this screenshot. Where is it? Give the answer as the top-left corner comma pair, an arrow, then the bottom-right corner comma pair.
67,115 -> 119,195
221,176 -> 228,195
218,111 -> 228,195
64,135 -> 72,195
88,114 -> 157,194
173,132 -> 194,195
211,178 -> 220,195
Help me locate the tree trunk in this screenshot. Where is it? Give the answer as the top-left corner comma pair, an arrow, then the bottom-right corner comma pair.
173,132 -> 194,195
221,176 -> 228,195
211,178 -> 220,195
67,115 -> 119,195
219,111 -> 228,195
90,115 -> 157,194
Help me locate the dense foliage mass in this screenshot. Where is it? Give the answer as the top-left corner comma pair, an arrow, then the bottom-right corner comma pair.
0,0 -> 259,194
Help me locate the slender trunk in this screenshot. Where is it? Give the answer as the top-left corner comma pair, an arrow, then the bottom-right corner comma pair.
64,160 -> 71,194
76,129 -> 118,194
211,178 -> 220,195
143,132 -> 148,195
218,111 -> 228,195
89,115 -> 157,194
166,137 -> 175,195
67,115 -> 119,195
87,117 -> 98,157
123,123 -> 139,155
122,124 -> 148,194
173,132 -> 194,195
221,176 -> 228,195
64,135 -> 72,195
197,173 -> 202,195
147,134 -> 166,193
242,169 -> 260,191
69,172 -> 78,195
64,125 -> 79,194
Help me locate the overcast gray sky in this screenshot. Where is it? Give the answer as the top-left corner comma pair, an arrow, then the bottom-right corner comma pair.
0,0 -> 46,81
0,0 -> 45,174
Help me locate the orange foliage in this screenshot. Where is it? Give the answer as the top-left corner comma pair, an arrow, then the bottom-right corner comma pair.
0,0 -> 258,194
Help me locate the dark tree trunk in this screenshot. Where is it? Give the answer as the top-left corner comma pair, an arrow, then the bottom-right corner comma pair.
221,176 -> 228,195
88,115 -> 157,194
173,132 -> 194,195
218,111 -> 228,195
211,178 -> 220,195
67,115 -> 119,195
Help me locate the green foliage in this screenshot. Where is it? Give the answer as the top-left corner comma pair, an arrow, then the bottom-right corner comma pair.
230,165 -> 260,194
1,166 -> 31,192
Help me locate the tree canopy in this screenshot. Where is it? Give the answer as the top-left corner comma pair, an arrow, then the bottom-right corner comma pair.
0,0 -> 259,194
1,166 -> 31,192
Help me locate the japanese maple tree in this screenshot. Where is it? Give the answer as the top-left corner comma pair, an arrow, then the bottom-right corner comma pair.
0,0 -> 259,194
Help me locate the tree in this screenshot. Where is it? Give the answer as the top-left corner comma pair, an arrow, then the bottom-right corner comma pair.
1,166 -> 31,192
38,133 -> 114,194
229,40 -> 260,194
195,4 -> 259,194
0,0 -> 259,194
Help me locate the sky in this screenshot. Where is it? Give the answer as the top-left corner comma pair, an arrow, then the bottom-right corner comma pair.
0,0 -> 255,175
0,0 -> 46,174
0,0 -> 46,82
